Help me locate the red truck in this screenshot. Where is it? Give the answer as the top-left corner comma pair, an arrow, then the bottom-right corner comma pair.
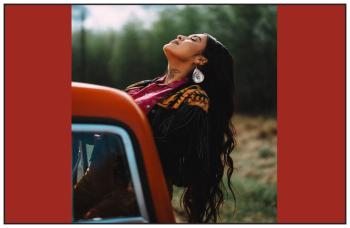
72,82 -> 175,223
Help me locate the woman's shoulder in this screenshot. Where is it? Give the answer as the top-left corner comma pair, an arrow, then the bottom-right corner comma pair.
124,80 -> 152,91
158,84 -> 209,112
124,77 -> 159,91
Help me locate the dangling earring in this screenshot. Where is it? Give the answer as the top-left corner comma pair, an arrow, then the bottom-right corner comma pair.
192,67 -> 205,83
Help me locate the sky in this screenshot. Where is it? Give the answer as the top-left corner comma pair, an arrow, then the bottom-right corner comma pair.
72,5 -> 184,32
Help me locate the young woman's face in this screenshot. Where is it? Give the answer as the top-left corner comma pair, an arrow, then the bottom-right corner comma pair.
163,33 -> 208,63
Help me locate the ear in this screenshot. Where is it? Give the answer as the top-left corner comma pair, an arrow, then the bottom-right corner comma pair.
194,55 -> 208,66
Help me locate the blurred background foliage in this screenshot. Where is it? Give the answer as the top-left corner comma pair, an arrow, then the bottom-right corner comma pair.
72,5 -> 276,116
72,5 -> 277,223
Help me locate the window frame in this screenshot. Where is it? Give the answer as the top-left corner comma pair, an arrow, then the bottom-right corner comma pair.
72,123 -> 150,223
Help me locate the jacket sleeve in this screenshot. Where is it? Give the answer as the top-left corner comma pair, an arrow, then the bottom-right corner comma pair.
151,91 -> 210,187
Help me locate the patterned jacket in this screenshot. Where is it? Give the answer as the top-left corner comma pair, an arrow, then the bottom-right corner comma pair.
124,77 -> 210,197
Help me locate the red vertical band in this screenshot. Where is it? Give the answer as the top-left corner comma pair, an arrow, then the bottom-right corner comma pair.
277,5 -> 345,223
5,5 -> 72,223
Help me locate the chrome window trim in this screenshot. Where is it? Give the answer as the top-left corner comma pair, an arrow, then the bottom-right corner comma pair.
72,123 -> 149,223
75,216 -> 147,224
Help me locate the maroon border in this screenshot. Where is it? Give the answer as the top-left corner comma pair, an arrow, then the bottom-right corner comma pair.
4,5 -> 72,223
277,5 -> 346,223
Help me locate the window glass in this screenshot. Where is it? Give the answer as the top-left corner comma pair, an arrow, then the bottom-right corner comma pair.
72,125 -> 146,223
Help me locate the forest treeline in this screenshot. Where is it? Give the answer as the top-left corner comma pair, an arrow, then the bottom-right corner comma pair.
73,5 -> 276,115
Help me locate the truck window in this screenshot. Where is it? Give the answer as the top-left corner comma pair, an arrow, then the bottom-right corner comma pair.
72,124 -> 149,223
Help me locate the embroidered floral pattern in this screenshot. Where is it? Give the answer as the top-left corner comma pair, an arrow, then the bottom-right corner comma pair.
157,85 -> 209,112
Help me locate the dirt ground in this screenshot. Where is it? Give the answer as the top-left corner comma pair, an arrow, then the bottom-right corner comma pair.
171,114 -> 277,223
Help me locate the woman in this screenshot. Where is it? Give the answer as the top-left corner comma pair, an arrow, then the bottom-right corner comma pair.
124,33 -> 238,223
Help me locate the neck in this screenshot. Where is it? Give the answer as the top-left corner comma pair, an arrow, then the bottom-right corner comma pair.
165,59 -> 193,84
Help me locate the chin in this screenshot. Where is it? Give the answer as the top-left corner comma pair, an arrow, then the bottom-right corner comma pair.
163,43 -> 172,51
163,45 -> 184,61
163,44 -> 173,56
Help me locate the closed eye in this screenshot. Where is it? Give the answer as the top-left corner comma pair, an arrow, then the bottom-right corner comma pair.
190,35 -> 201,42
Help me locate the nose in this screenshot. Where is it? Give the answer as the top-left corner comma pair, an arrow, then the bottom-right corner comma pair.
177,35 -> 186,41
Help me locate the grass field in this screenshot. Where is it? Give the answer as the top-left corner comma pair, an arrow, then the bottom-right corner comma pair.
171,114 -> 277,223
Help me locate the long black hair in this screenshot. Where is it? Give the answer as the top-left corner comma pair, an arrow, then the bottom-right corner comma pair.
180,33 -> 238,223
